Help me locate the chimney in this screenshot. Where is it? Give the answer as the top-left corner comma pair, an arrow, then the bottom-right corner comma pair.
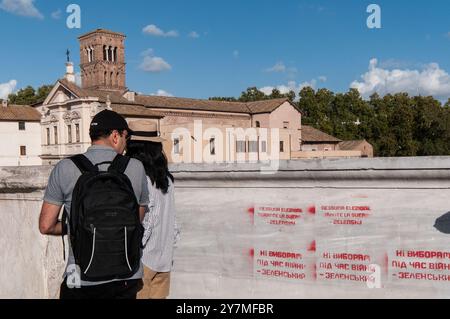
2,99 -> 7,108
65,62 -> 76,84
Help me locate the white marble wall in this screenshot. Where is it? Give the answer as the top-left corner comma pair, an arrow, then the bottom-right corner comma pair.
1,158 -> 450,298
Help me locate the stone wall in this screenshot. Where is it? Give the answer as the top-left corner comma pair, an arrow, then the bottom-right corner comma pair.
1,157 -> 450,298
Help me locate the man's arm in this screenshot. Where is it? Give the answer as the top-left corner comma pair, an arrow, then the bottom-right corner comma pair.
39,202 -> 63,236
139,206 -> 146,222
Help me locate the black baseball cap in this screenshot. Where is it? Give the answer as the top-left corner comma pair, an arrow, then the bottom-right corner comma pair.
89,110 -> 130,134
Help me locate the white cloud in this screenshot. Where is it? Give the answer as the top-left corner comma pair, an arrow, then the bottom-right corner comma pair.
351,58 -> 450,100
51,9 -> 61,19
377,58 -> 419,69
233,50 -> 239,58
141,48 -> 154,56
265,62 -> 286,73
0,0 -> 43,19
318,76 -> 327,82
259,80 -> 317,97
265,62 -> 298,77
188,31 -> 199,38
0,80 -> 17,99
139,49 -> 172,73
151,89 -> 174,97
142,24 -> 179,37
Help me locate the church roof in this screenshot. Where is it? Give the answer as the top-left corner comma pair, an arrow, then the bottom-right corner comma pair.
0,104 -> 41,122
110,104 -> 165,119
57,79 -> 296,116
134,95 -> 252,114
59,79 -> 130,104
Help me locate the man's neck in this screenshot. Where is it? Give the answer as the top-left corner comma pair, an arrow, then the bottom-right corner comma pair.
92,140 -> 112,147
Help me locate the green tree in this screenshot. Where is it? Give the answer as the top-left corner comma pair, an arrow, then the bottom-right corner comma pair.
238,87 -> 268,102
8,84 -> 53,105
297,86 -> 317,125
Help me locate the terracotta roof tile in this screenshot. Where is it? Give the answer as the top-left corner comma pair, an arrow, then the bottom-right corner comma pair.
135,95 -> 251,113
245,98 -> 290,114
111,104 -> 165,118
59,79 -> 130,104
0,104 -> 41,121
57,80 -> 298,115
302,125 -> 342,143
338,140 -> 369,150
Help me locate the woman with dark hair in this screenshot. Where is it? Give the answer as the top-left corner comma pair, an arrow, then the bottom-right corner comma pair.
126,120 -> 180,299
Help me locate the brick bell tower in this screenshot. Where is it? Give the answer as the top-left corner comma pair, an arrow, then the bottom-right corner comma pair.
78,29 -> 127,91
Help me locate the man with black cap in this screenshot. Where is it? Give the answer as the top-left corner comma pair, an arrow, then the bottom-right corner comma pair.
38,110 -> 149,299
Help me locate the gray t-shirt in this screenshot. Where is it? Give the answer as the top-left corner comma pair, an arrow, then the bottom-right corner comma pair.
43,145 -> 150,287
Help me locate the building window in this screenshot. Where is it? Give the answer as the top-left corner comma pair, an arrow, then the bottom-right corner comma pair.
261,141 -> 267,153
283,121 -> 289,129
324,148 -> 330,151
88,48 -> 91,62
210,138 -> 215,155
20,146 -> 26,156
280,141 -> 284,152
18,121 -> 25,131
248,141 -> 258,153
68,125 -> 72,144
46,128 -> 50,145
75,124 -> 80,143
173,138 -> 180,154
54,126 -> 58,145
255,121 -> 261,128
236,141 -> 246,153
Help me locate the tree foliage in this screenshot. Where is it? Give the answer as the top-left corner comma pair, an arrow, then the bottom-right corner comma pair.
7,84 -> 53,105
211,86 -> 450,157
210,87 -> 295,103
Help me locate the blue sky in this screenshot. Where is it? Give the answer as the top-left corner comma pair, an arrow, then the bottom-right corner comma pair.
1,0 -> 450,100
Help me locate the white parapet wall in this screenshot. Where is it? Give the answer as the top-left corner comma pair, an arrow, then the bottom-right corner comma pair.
1,157 -> 450,298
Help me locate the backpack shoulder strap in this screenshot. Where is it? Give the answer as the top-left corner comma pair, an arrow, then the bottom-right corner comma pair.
108,154 -> 130,174
70,154 -> 98,173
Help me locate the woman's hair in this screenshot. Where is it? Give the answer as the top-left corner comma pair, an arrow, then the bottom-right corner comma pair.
126,140 -> 174,194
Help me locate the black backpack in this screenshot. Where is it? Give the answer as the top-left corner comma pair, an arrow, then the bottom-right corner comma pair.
63,154 -> 143,282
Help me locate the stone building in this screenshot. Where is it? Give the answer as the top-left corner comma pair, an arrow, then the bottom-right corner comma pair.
293,125 -> 365,159
0,100 -> 42,166
338,140 -> 373,158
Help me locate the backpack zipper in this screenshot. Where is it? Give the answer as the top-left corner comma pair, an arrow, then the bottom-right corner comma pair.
83,227 -> 96,274
124,227 -> 132,271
